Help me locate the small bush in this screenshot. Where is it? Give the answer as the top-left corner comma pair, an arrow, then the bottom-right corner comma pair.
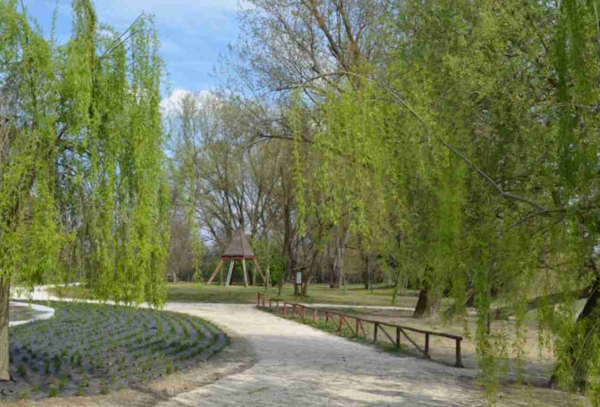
48,387 -> 59,398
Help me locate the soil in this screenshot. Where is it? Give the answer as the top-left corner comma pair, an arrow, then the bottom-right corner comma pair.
314,306 -> 558,386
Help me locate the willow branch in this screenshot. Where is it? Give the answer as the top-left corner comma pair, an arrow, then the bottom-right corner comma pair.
275,71 -> 549,212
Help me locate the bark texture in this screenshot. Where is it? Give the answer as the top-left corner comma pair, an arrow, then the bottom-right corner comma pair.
0,280 -> 10,381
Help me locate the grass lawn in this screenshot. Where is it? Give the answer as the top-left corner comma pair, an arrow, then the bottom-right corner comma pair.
51,283 -> 419,308
163,283 -> 421,307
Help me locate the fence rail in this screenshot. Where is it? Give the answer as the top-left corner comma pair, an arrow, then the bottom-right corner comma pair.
256,292 -> 463,368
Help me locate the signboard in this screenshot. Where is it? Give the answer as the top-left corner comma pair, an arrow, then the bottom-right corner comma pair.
296,271 -> 302,284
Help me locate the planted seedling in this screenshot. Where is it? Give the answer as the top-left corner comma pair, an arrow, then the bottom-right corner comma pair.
49,387 -> 59,398
17,364 -> 27,377
59,375 -> 67,390
52,355 -> 61,372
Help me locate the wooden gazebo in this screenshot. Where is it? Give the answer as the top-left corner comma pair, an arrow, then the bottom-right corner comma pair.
206,230 -> 265,287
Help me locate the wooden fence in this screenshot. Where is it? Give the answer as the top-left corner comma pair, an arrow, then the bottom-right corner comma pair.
256,292 -> 464,368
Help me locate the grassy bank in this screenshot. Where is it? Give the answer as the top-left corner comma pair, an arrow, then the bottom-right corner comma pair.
50,283 -> 419,308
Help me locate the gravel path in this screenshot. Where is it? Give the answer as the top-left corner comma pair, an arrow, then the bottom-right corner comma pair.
158,303 -> 483,407
22,287 -> 484,406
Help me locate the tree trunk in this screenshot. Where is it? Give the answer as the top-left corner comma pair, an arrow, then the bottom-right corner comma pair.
494,286 -> 593,321
280,187 -> 295,296
330,258 -> 341,289
413,288 -> 430,318
358,235 -> 373,290
0,280 -> 10,381
329,228 -> 350,289
294,270 -> 302,296
301,275 -> 313,296
550,278 -> 600,389
364,255 -> 373,290
413,273 -> 440,319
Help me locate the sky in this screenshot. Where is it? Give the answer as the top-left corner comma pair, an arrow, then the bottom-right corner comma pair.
27,0 -> 244,106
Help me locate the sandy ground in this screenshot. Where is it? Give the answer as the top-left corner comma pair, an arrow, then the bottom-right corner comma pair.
157,303 -> 486,407
7,287 -> 586,406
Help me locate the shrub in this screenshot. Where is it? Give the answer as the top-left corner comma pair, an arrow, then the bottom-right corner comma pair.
48,387 -> 59,398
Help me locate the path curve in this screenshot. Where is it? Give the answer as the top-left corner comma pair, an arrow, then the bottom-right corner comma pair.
160,303 -> 483,407
23,287 -> 483,406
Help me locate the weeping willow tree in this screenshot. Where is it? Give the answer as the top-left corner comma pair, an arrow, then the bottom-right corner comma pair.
0,0 -> 169,380
288,0 -> 600,403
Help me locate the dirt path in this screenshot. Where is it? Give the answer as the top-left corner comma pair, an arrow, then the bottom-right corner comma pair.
158,303 -> 482,407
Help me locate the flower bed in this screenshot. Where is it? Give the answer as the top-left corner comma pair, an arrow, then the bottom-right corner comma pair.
0,302 -> 228,401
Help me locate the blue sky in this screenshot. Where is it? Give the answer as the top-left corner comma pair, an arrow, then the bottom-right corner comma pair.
27,0 -> 243,103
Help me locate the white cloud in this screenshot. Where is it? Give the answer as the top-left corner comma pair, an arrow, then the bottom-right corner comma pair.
160,88 -> 214,116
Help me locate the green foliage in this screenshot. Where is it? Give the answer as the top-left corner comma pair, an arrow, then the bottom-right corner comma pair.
268,0 -> 600,402
0,1 -> 169,301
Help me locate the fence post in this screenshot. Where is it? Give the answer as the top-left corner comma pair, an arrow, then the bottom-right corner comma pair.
313,309 -> 317,322
325,312 -> 329,326
302,306 -> 306,319
425,333 -> 430,358
276,300 -> 279,314
373,323 -> 379,343
256,293 -> 260,307
338,315 -> 344,332
269,299 -> 272,309
396,327 -> 401,349
356,319 -> 360,337
455,339 -> 464,368
262,295 -> 266,307
283,303 -> 287,315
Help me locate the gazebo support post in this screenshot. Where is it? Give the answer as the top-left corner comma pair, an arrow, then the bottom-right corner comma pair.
226,260 -> 235,287
206,259 -> 224,286
242,259 -> 249,288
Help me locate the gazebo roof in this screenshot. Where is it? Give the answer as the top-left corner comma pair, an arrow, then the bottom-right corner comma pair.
222,230 -> 255,259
